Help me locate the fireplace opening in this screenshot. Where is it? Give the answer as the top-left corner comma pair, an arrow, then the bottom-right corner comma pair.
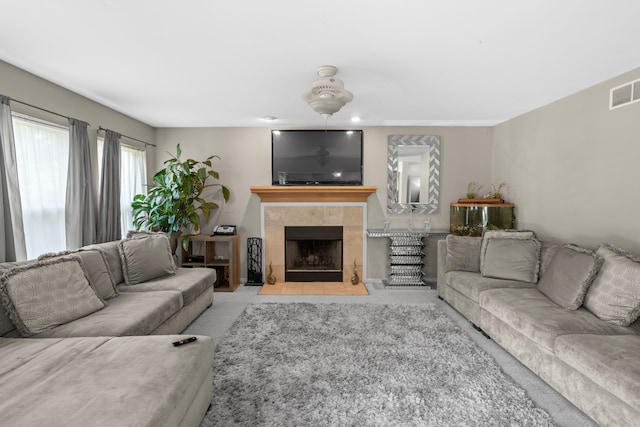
285,226 -> 343,282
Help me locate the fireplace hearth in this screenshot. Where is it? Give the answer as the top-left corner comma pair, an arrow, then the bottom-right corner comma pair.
285,226 -> 343,282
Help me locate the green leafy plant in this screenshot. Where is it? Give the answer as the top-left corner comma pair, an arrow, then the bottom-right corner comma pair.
131,144 -> 230,250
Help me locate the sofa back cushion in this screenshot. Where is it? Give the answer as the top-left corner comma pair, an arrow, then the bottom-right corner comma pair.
539,241 -> 562,276
584,243 -> 640,326
75,250 -> 119,299
118,234 -> 177,285
82,241 -> 124,285
480,230 -> 541,283
537,244 -> 603,310
445,235 -> 481,272
39,249 -> 119,300
0,261 -> 32,336
0,257 -> 105,336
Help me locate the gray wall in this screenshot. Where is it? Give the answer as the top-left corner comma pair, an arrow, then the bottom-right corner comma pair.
0,60 -> 156,186
493,67 -> 640,253
155,126 -> 493,279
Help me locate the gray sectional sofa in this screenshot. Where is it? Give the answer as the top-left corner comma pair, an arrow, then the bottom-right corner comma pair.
437,231 -> 640,427
0,233 -> 216,427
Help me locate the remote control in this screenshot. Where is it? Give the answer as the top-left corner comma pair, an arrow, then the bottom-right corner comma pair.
172,336 -> 197,347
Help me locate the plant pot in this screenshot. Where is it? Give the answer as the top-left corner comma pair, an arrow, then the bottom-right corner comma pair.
169,231 -> 182,255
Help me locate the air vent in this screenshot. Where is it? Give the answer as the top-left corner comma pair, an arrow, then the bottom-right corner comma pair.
610,78 -> 640,110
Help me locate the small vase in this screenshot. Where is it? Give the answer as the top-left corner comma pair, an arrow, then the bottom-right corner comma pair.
267,262 -> 277,285
351,260 -> 359,285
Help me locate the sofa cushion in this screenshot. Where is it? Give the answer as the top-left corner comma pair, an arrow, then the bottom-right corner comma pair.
539,241 -> 562,276
118,234 -> 177,285
0,257 -> 105,337
481,238 -> 541,283
125,229 -> 169,239
584,243 -> 640,326
479,288 -> 636,353
537,244 -> 603,310
39,249 -> 119,300
75,250 -> 119,299
445,271 -> 535,303
0,261 -> 29,337
445,235 -> 481,272
82,240 -> 124,285
0,334 -> 214,427
479,229 -> 536,272
32,290 -> 182,338
117,267 -> 214,305
555,334 -> 640,411
0,309 -> 14,337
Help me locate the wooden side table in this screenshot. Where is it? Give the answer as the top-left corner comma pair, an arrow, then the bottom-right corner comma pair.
180,234 -> 240,292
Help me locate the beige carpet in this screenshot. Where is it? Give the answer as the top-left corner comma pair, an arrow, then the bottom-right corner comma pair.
258,281 -> 368,295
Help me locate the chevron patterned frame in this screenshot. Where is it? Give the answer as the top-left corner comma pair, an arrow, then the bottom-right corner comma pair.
387,135 -> 440,214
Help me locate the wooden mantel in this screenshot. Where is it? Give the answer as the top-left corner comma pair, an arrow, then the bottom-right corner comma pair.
250,186 -> 377,203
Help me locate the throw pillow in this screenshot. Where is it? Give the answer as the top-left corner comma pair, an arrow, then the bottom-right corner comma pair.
584,243 -> 640,326
82,241 -> 124,285
537,244 -> 603,310
445,235 -> 482,272
75,250 -> 119,299
125,230 -> 169,239
118,234 -> 177,285
481,237 -> 541,283
539,241 -> 563,276
0,257 -> 105,337
480,229 -> 537,273
39,249 -> 119,300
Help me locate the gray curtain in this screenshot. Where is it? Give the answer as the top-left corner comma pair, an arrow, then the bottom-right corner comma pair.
97,129 -> 121,243
0,95 -> 27,262
66,118 -> 96,249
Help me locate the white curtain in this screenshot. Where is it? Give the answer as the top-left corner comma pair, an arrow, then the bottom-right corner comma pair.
98,139 -> 147,238
66,118 -> 96,249
97,130 -> 121,243
119,144 -> 146,237
12,114 -> 69,259
0,95 -> 27,261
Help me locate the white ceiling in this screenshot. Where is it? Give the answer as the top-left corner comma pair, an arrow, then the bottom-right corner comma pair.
1,1 -> 639,128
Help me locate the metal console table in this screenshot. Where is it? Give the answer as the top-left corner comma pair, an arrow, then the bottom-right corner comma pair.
367,229 -> 449,287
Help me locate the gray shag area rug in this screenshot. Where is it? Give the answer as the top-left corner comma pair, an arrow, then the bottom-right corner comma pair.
201,303 -> 555,426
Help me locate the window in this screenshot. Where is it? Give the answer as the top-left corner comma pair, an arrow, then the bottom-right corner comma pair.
12,114 -> 69,259
98,139 -> 147,237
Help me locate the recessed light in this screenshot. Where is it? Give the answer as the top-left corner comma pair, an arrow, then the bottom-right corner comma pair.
351,116 -> 361,122
262,116 -> 277,121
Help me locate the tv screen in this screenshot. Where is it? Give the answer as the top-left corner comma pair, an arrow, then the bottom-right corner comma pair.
271,130 -> 363,185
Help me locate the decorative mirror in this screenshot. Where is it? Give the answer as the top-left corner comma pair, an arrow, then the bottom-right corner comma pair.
387,135 -> 440,214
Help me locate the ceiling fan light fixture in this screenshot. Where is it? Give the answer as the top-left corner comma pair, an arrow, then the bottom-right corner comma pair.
302,65 -> 353,119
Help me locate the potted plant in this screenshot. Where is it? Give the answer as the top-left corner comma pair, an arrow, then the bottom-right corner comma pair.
466,182 -> 482,199
131,144 -> 230,252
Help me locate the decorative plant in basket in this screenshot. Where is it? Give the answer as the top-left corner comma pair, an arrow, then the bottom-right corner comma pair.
132,144 -> 230,251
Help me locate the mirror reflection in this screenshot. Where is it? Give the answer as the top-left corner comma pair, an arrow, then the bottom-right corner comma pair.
387,135 -> 440,214
397,145 -> 430,203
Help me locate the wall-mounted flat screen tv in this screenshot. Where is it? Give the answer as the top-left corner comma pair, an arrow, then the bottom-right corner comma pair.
271,130 -> 363,185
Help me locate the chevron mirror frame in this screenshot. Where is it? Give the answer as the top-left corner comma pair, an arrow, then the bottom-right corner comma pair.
387,135 -> 440,214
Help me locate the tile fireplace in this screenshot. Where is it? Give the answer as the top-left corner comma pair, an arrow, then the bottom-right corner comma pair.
251,186 -> 376,284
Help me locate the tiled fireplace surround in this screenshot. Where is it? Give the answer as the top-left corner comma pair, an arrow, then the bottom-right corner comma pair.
251,186 -> 377,283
